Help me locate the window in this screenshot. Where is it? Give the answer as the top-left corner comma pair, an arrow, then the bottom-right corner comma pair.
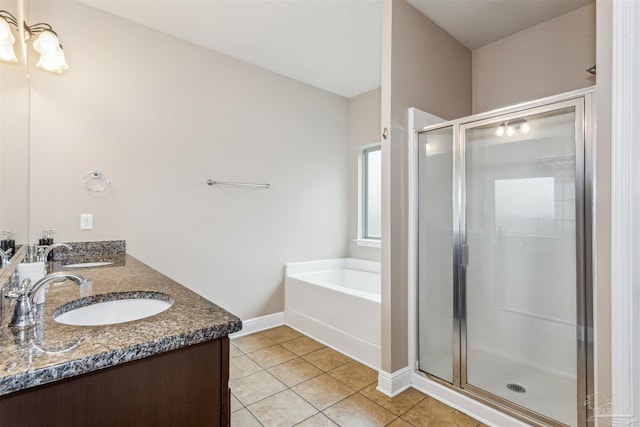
361,145 -> 381,243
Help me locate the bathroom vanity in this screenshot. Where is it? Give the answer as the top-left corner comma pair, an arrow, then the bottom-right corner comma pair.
0,244 -> 242,427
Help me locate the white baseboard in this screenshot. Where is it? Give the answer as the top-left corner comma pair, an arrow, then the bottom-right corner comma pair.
377,367 -> 412,397
229,312 -> 284,338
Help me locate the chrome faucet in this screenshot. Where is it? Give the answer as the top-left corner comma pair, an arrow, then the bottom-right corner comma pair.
39,243 -> 72,262
0,248 -> 13,267
7,273 -> 86,329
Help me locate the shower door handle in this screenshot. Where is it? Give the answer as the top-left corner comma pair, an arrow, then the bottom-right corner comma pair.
461,244 -> 469,266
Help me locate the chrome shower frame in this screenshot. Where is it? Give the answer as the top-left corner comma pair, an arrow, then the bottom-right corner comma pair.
413,87 -> 595,427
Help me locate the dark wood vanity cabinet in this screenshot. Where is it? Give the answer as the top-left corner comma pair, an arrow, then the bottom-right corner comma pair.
0,337 -> 231,427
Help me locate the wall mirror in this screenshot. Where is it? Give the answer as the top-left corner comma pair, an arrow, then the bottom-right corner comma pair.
0,0 -> 29,251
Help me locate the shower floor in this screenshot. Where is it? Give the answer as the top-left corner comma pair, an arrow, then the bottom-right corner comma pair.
421,349 -> 576,425
465,348 -> 577,426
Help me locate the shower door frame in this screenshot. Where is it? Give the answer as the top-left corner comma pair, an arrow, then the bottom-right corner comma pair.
413,87 -> 594,427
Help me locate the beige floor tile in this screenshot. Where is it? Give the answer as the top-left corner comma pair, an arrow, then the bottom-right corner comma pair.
247,344 -> 298,368
323,394 -> 396,427
328,360 -> 378,391
268,357 -> 323,387
281,335 -> 325,356
230,343 -> 244,358
260,325 -> 302,343
295,413 -> 339,426
302,347 -> 351,372
230,370 -> 287,406
249,389 -> 318,427
233,328 -> 480,427
231,408 -> 262,427
292,374 -> 355,410
401,396 -> 479,427
233,333 -> 276,353
230,355 -> 263,380
230,393 -> 244,413
386,418 -> 413,427
359,384 -> 426,416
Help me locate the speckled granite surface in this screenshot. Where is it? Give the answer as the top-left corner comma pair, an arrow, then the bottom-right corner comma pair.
50,240 -> 126,260
0,253 -> 242,396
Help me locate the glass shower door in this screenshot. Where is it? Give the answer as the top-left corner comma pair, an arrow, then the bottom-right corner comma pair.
461,101 -> 584,427
417,126 -> 455,383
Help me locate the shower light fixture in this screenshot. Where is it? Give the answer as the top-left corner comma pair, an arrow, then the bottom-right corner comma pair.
495,119 -> 530,137
0,10 -> 68,73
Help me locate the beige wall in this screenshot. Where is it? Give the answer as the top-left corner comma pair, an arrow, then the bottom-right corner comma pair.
472,3 -> 596,113
382,0 -> 471,373
594,0 -> 612,406
27,0 -> 350,320
348,88 -> 381,262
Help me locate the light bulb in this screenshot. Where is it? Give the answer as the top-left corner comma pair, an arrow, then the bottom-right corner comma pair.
0,18 -> 18,63
33,31 -> 68,73
506,125 -> 516,136
521,122 -> 531,133
495,124 -> 505,137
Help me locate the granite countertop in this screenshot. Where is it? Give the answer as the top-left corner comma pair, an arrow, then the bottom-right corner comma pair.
0,250 -> 242,396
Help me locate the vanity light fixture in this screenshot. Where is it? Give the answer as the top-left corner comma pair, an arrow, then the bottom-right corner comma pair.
0,11 -> 18,62
0,9 -> 68,73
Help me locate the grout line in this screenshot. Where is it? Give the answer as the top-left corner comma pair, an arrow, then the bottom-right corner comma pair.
242,406 -> 265,427
232,328 -> 480,427
287,385 -> 334,417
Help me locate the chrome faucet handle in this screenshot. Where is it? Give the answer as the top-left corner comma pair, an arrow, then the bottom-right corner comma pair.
7,279 -> 36,329
6,278 -> 32,299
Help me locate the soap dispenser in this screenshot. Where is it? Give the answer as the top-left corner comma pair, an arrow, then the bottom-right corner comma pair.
38,229 -> 56,261
0,231 -> 15,258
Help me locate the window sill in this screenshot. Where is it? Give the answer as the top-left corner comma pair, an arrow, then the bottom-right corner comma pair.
354,239 -> 381,248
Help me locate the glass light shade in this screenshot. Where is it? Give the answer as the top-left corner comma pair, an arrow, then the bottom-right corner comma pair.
506,125 -> 516,136
495,124 -> 505,137
33,30 -> 68,73
0,18 -> 18,62
521,122 -> 531,133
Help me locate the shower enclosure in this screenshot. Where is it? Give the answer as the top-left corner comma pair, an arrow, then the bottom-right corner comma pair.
416,89 -> 593,426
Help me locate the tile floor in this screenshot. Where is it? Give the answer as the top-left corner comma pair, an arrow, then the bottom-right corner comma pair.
230,326 -> 484,427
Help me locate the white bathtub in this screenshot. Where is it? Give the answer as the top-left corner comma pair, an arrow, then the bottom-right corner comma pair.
284,258 -> 381,369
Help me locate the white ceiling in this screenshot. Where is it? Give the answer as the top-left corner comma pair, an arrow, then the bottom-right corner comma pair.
76,0 -> 593,98
76,0 -> 383,99
408,0 -> 594,50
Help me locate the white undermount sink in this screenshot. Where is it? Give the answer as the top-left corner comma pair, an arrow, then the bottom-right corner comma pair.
54,297 -> 172,326
63,262 -> 114,268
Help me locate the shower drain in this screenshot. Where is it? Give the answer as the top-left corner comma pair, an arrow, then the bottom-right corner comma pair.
506,383 -> 526,393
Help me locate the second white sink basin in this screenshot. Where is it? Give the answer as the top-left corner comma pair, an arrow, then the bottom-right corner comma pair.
63,262 -> 114,268
55,296 -> 172,326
